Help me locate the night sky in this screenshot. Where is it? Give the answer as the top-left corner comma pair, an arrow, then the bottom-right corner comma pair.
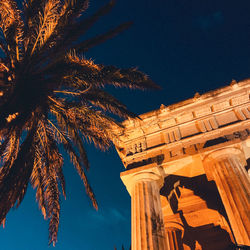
1,0 -> 250,249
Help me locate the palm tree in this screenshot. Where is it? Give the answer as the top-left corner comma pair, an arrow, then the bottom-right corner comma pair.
0,0 -> 158,246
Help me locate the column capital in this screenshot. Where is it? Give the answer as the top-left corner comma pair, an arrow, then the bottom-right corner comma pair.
121,166 -> 165,195
204,147 -> 244,161
203,147 -> 246,176
131,171 -> 164,185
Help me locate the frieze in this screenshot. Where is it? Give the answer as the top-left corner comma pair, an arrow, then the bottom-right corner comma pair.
118,99 -> 249,144
194,106 -> 212,118
122,106 -> 249,157
196,116 -> 219,133
234,108 -> 250,120
212,100 -> 230,112
159,118 -> 176,128
126,140 -> 147,156
124,129 -> 250,169
230,94 -> 249,106
242,107 -> 250,118
164,127 -> 181,143
176,112 -> 194,123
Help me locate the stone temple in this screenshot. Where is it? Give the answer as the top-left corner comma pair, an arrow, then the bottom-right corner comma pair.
112,79 -> 250,249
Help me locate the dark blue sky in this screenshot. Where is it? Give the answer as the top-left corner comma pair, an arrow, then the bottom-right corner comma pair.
1,0 -> 250,249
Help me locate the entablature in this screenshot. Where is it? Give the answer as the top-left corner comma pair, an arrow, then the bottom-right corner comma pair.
113,79 -> 250,169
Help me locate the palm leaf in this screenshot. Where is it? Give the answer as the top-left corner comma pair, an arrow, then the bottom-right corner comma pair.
76,21 -> 132,54
30,0 -> 61,55
0,123 -> 37,224
62,137 -> 97,209
0,0 -> 23,62
82,88 -> 137,118
0,0 -> 159,246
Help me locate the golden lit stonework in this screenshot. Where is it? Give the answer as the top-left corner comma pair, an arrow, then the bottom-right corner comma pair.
113,79 -> 250,249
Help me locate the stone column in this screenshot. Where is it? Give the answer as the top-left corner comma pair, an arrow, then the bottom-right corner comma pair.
129,172 -> 168,250
165,227 -> 183,250
203,147 -> 250,245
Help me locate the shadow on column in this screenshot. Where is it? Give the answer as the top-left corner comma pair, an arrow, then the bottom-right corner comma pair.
160,175 -> 235,250
160,174 -> 227,218
246,158 -> 250,173
179,211 -> 234,250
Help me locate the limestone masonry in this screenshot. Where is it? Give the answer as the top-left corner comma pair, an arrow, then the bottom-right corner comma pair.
113,79 -> 250,249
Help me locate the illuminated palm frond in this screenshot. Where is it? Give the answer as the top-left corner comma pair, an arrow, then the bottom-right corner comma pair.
0,0 -> 159,245
0,0 -> 24,62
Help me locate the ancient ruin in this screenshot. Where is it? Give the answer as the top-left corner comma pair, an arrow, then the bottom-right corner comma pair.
113,79 -> 250,249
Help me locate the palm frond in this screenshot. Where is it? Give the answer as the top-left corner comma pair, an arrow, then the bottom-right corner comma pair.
30,0 -> 61,55
58,0 -> 115,49
76,21 -> 132,54
46,174 -> 60,246
0,35 -> 8,57
33,0 -> 116,70
30,160 -> 47,218
0,0 -> 159,245
0,0 -> 23,62
0,124 -> 37,225
2,130 -> 20,166
50,106 -> 90,168
63,138 -> 97,210
82,88 -> 137,118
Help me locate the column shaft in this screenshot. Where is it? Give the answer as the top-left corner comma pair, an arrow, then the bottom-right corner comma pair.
165,228 -> 183,250
131,180 -> 167,250
204,149 -> 250,245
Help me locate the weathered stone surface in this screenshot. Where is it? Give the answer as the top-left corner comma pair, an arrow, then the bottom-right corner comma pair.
130,172 -> 167,250
203,147 -> 250,245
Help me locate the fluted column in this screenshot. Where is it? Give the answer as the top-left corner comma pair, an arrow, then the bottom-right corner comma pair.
203,147 -> 250,245
129,172 -> 167,250
165,227 -> 183,250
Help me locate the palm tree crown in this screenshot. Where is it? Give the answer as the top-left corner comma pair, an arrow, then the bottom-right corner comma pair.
0,0 -> 158,245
